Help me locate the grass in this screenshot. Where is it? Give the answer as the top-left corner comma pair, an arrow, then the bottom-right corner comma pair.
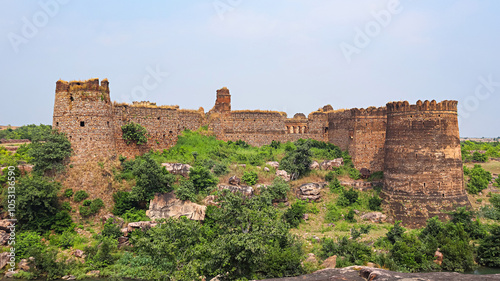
465,160 -> 500,175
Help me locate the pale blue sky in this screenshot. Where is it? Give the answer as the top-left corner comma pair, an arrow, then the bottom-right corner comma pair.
1,0 -> 499,137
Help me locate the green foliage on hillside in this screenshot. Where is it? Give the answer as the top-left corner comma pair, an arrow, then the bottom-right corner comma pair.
121,121 -> 149,145
464,164 -> 492,194
0,124 -> 52,140
461,140 -> 500,162
29,130 -> 72,175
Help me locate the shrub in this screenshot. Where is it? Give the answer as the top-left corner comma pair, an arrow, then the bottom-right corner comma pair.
368,171 -> 384,181
79,206 -> 92,217
477,225 -> 500,267
64,188 -> 74,198
390,232 -> 436,272
266,177 -> 290,200
130,154 -> 175,202
74,190 -> 89,202
28,130 -> 72,175
61,201 -> 71,211
242,171 -> 259,186
324,204 -> 342,223
490,194 -> 500,210
121,121 -> 149,145
472,151 -> 488,162
337,188 -> 359,207
83,199 -> 92,206
16,231 -> 44,262
52,210 -> 73,233
2,175 -> 60,231
324,171 -> 335,182
283,200 -> 307,228
102,218 -> 123,239
188,166 -> 217,192
80,199 -> 104,217
329,178 -> 343,194
345,209 -> 356,223
387,221 -> 405,244
57,230 -> 75,249
121,209 -> 150,223
212,162 -> 229,176
368,195 -> 383,211
280,140 -> 312,180
85,236 -> 118,268
321,236 -> 372,265
466,164 -> 492,194
90,198 -> 104,214
175,180 -> 196,201
348,168 -> 361,180
112,191 -> 136,216
351,227 -> 361,239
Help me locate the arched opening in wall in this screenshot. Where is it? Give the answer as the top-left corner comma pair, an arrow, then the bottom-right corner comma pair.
56,122 -> 59,126
69,136 -> 72,140
169,131 -> 172,134
80,121 -> 85,127
158,117 -> 161,120
70,95 -> 74,101
107,121 -> 110,126
324,127 -> 328,133
424,183 -> 426,188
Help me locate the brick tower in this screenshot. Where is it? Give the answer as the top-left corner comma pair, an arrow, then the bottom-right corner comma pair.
381,100 -> 470,228
53,78 -> 116,164
212,87 -> 231,113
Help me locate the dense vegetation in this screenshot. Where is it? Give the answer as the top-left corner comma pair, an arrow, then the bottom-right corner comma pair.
1,126 -> 500,280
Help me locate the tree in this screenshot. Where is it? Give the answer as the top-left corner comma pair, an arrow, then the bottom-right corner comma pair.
3,175 -> 60,231
466,164 -> 492,194
280,140 -> 312,180
188,166 -> 217,192
28,130 -> 72,175
129,155 -> 175,202
477,225 -> 500,267
121,121 -> 149,145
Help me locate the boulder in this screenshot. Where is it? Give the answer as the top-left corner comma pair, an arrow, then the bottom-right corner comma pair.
0,230 -> 9,246
360,212 -> 387,223
309,161 -> 320,170
147,192 -> 206,221
101,214 -> 125,228
5,269 -> 19,278
0,220 -> 11,232
62,276 -> 77,280
228,175 -> 241,186
73,249 -> 84,258
360,168 -> 371,179
219,185 -> 254,197
118,236 -> 130,248
322,255 -> 337,268
161,163 -> 192,177
202,195 -> 218,206
264,167 -> 270,172
434,249 -> 444,266
304,253 -> 317,264
276,170 -> 291,182
297,183 -> 322,201
18,259 -> 30,271
266,161 -> 280,169
86,270 -> 100,277
0,252 -> 9,269
320,158 -> 343,170
127,221 -> 155,233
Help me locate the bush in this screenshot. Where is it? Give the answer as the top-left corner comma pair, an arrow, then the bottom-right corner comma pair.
337,188 -> 359,207
80,199 -> 104,217
348,168 -> 361,180
74,190 -> 89,202
83,199 -> 92,206
368,195 -> 383,211
90,198 -> 104,213
212,162 -> 229,176
242,171 -> 259,186
387,221 -> 405,244
367,171 -> 384,181
16,231 -> 44,262
130,154 -> 175,202
80,206 -> 92,217
61,201 -> 71,211
345,209 -> 356,223
390,232 -> 436,272
64,188 -> 74,198
477,225 -> 500,267
280,140 -> 312,180
28,130 -> 72,175
52,210 -> 73,233
112,191 -> 136,216
175,180 -> 196,201
121,209 -> 150,223
321,236 -> 372,265
2,175 -> 60,231
266,177 -> 290,200
466,164 -> 492,194
328,178 -> 343,194
283,200 -> 307,228
324,204 -> 342,223
102,218 -> 123,239
188,166 -> 217,193
472,151 -> 488,162
57,230 -> 75,249
85,236 -> 118,268
324,171 -> 335,182
121,121 -> 149,145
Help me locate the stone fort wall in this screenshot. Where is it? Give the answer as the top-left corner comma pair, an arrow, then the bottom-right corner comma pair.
53,79 -> 470,227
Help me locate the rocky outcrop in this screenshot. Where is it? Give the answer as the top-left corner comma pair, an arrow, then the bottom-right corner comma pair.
266,161 -> 280,169
147,192 -> 206,221
276,170 -> 291,181
0,252 -> 9,269
228,176 -> 241,185
360,212 -> 387,223
261,266 -> 500,281
297,183 -> 322,202
101,214 -> 125,228
434,249 -> 443,266
161,163 -> 192,177
321,255 -> 337,269
360,168 -> 371,179
320,158 -> 343,170
310,161 -> 320,170
219,184 -> 254,197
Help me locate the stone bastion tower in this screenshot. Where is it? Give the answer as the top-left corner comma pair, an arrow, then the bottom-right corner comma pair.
53,78 -> 116,163
381,100 -> 470,227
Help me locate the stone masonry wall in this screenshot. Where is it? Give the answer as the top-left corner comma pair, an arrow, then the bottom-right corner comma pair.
381,100 -> 470,227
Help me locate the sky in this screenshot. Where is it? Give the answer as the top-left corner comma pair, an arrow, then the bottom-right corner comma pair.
0,0 -> 499,137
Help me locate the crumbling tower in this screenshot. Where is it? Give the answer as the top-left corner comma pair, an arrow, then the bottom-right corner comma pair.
381,100 -> 470,227
212,87 -> 231,113
53,78 -> 116,163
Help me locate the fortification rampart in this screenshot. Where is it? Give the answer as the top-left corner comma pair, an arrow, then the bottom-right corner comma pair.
53,79 -> 470,227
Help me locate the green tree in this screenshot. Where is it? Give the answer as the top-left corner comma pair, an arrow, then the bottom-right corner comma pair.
466,164 -> 492,194
241,171 -> 258,185
280,140 -> 312,180
3,175 -> 60,231
129,155 -> 175,202
477,225 -> 500,267
28,130 -> 72,175
188,166 -> 217,192
121,121 -> 149,145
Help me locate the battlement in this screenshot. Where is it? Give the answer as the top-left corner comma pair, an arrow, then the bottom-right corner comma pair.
350,106 -> 387,117
56,78 -> 110,94
386,100 -> 458,113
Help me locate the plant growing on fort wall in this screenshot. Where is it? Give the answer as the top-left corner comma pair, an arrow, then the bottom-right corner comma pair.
121,121 -> 149,145
28,130 -> 72,175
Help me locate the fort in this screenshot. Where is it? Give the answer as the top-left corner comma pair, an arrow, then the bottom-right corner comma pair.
53,78 -> 470,227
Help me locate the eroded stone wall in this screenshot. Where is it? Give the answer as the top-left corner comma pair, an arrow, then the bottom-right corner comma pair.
381,100 -> 470,227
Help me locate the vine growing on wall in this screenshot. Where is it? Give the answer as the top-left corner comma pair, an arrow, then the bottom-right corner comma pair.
121,122 -> 149,145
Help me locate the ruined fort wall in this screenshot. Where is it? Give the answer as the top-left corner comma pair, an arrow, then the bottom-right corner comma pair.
112,105 -> 205,159
53,79 -> 116,164
381,100 -> 470,227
